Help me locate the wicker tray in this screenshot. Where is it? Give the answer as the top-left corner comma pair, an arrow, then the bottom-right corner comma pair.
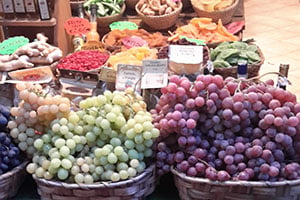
33,164 -> 156,200
191,0 -> 239,25
212,44 -> 264,79
0,160 -> 29,200
171,167 -> 300,200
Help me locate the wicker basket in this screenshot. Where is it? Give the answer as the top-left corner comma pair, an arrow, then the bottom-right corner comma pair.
171,167 -> 300,200
135,2 -> 183,30
86,4 -> 126,28
191,0 -> 239,25
0,160 -> 29,200
212,45 -> 264,79
33,164 -> 156,200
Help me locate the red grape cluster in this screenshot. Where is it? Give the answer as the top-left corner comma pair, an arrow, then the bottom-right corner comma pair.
151,74 -> 300,181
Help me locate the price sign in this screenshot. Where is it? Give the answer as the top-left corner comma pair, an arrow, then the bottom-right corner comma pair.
0,36 -> 29,55
116,64 -> 142,93
141,59 -> 168,89
109,21 -> 138,31
169,45 -> 203,64
179,36 -> 206,45
64,17 -> 91,36
99,67 -> 116,82
121,36 -> 148,49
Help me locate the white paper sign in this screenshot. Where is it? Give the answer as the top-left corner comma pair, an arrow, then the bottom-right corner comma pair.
169,45 -> 203,64
141,59 -> 168,89
116,64 -> 142,92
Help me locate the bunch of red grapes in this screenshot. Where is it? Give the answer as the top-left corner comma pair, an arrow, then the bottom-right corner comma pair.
151,74 -> 300,181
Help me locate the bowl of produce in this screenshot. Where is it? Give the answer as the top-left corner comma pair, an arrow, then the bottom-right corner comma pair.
56,50 -> 110,73
210,41 -> 264,78
168,17 -> 238,44
135,0 -> 183,30
191,0 -> 239,24
84,0 -> 126,28
151,73 -> 300,199
102,28 -> 168,52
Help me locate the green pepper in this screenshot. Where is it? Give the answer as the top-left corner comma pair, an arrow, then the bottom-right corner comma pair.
217,49 -> 240,60
247,45 -> 258,52
246,51 -> 260,62
213,60 -> 231,68
230,41 -> 248,50
210,49 -> 222,61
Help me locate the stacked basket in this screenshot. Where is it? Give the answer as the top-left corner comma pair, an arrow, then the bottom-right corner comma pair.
33,164 -> 156,200
0,161 -> 28,200
172,167 -> 300,200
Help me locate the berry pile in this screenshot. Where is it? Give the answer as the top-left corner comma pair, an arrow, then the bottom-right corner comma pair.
151,74 -> 300,181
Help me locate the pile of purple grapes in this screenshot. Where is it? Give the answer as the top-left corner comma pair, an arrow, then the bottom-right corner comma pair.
151,74 -> 300,181
0,132 -> 22,175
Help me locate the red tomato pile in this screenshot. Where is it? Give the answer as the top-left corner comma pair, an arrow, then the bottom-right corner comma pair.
57,50 -> 109,71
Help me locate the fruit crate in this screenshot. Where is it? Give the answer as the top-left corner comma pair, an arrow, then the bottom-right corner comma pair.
0,160 -> 29,200
33,163 -> 156,200
171,167 -> 300,200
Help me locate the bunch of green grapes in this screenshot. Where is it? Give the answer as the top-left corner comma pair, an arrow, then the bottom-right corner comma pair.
27,89 -> 160,183
8,83 -> 71,156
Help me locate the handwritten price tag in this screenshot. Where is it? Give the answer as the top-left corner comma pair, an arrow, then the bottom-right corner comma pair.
141,59 -> 168,89
169,45 -> 203,64
122,36 -> 148,49
0,36 -> 29,55
116,64 -> 142,93
109,21 -> 138,31
64,17 -> 91,36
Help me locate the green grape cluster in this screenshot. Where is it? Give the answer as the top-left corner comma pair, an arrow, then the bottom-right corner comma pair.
27,89 -> 159,183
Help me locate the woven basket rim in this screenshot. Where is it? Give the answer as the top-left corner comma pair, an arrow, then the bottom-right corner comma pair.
135,1 -> 183,18
191,0 -> 239,14
33,163 -> 155,189
0,160 -> 29,180
171,166 -> 300,187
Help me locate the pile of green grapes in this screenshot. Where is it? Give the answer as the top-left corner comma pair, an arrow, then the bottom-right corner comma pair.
26,89 -> 159,183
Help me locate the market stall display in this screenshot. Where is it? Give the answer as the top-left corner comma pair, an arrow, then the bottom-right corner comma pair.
3,1 -> 300,200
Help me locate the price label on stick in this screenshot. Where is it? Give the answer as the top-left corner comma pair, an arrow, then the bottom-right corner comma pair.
99,67 -> 116,83
141,59 -> 168,89
169,45 -> 203,64
116,64 -> 142,93
109,21 -> 138,31
64,17 -> 91,36
121,36 -> 148,49
0,36 -> 29,55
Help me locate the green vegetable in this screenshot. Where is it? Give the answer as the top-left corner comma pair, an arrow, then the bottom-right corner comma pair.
230,41 -> 248,50
84,0 -> 124,17
247,45 -> 258,52
210,41 -> 261,67
213,60 -> 231,68
217,49 -> 240,60
246,51 -> 261,62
